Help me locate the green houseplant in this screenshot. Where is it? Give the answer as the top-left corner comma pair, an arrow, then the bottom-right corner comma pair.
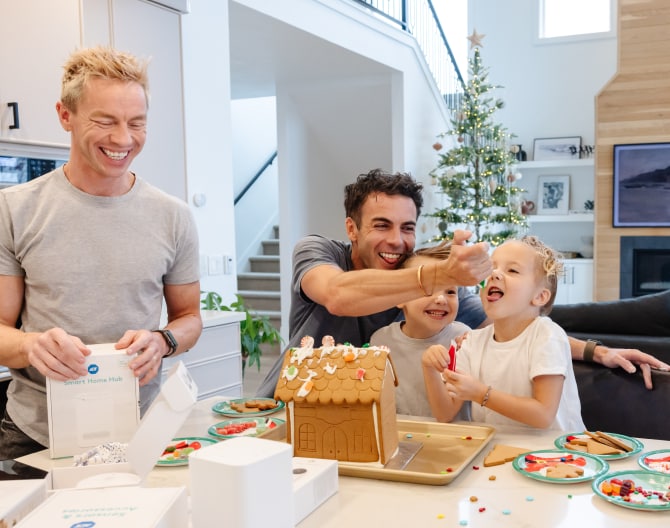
200,291 -> 283,374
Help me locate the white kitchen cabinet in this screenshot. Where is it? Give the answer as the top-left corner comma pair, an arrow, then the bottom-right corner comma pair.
161,311 -> 245,400
554,258 -> 594,305
0,0 -> 81,145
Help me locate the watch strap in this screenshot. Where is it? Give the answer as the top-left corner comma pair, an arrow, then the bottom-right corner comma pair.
154,328 -> 178,357
583,339 -> 602,363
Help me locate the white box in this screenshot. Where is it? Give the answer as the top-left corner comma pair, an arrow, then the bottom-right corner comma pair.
0,480 -> 48,526
189,436 -> 294,528
49,361 -> 198,490
47,343 -> 140,459
292,457 -> 338,524
16,486 -> 187,527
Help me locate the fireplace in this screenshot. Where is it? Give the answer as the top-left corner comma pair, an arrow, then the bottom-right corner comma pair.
620,237 -> 670,298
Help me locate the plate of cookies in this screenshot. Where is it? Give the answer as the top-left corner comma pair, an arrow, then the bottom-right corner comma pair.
512,449 -> 609,484
211,398 -> 284,417
554,430 -> 643,460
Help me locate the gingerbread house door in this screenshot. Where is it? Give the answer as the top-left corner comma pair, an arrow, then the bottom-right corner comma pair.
323,426 -> 348,459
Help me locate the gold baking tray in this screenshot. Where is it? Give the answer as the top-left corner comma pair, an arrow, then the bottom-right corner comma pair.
262,419 -> 495,485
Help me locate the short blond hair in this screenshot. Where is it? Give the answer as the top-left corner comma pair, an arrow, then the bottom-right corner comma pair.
518,235 -> 564,315
61,46 -> 149,112
404,239 -> 452,267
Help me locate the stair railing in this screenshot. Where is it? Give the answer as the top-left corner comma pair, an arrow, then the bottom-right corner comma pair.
351,0 -> 466,109
234,150 -> 278,205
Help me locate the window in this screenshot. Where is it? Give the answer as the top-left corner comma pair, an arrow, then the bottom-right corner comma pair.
539,0 -> 614,41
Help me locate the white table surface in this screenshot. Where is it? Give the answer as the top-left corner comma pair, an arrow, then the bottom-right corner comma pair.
19,397 -> 670,527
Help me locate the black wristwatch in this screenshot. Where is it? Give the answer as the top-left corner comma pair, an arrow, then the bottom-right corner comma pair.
583,339 -> 602,363
154,328 -> 178,357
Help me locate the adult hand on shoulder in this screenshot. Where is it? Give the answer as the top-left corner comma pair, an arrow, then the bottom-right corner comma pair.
597,346 -> 670,390
26,328 -> 90,381
441,229 -> 492,287
117,329 -> 166,387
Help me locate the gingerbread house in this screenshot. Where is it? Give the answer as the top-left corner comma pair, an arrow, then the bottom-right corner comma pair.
273,336 -> 399,464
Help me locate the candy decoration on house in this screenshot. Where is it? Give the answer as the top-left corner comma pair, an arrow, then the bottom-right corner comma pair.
429,33 -> 527,246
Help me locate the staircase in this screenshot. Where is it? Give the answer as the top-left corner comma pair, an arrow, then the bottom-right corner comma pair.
236,225 -> 283,356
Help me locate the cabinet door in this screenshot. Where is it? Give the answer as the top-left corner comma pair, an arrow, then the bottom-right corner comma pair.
555,259 -> 593,305
0,0 -> 81,144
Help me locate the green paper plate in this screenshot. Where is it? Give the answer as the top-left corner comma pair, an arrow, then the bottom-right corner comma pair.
593,470 -> 670,511
638,449 -> 670,475
156,437 -> 217,466
208,417 -> 285,440
211,398 -> 285,418
512,449 -> 609,484
554,431 -> 643,460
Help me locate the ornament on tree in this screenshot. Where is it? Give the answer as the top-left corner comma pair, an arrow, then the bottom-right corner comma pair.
428,44 -> 528,246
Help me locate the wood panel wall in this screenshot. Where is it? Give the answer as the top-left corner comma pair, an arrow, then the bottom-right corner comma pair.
594,0 -> 670,300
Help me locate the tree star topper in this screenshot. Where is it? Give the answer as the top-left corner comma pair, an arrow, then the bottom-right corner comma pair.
467,29 -> 485,49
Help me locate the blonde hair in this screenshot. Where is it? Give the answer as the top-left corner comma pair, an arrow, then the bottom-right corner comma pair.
518,235 -> 564,315
61,46 -> 149,112
404,239 -> 452,267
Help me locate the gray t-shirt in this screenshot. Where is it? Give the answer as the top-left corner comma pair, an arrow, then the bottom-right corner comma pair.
370,321 -> 470,418
0,168 -> 200,446
255,234 -> 487,397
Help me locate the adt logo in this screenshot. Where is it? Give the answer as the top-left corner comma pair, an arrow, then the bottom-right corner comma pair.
70,522 -> 96,528
88,363 -> 99,375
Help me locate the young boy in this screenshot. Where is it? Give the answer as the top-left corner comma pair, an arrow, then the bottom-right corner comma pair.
422,236 -> 585,431
370,242 -> 471,418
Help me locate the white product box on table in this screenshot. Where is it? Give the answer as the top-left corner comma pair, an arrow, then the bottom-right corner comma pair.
0,480 -> 48,526
46,343 -> 140,459
292,457 -> 338,524
15,486 -> 187,527
48,361 -> 197,490
189,436 -> 294,528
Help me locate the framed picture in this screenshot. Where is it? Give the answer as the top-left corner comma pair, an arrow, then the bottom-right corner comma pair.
533,136 -> 582,161
537,175 -> 570,215
613,142 -> 670,227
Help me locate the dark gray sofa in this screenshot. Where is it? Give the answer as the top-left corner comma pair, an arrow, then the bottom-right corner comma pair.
551,290 -> 670,440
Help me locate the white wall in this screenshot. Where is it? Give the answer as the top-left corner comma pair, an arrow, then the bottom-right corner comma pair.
468,0 -> 617,153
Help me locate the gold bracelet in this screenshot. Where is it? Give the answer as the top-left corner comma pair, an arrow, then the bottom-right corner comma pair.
417,264 -> 430,296
481,385 -> 492,407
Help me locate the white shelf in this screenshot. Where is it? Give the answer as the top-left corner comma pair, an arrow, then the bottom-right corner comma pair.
517,159 -> 593,169
527,213 -> 594,223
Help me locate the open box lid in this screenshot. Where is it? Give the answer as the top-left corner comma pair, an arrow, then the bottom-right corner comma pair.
50,361 -> 198,489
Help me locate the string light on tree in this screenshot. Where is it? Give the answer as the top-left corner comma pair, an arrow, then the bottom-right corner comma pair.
428,34 -> 527,247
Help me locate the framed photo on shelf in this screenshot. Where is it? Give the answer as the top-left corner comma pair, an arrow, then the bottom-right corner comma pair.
613,142 -> 670,227
533,136 -> 582,161
537,175 -> 570,215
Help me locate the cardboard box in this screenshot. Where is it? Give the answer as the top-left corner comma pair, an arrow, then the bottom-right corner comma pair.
292,457 -> 338,524
49,361 -> 198,490
16,486 -> 187,527
46,343 -> 140,459
189,436 -> 294,528
0,479 -> 48,526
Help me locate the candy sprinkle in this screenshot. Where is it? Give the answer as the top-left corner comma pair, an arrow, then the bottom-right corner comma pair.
478,507 -> 486,513
472,465 -> 480,470
526,496 -> 534,502
405,433 -> 413,439
488,475 -> 497,481
459,521 -> 468,526
436,514 -> 445,519
469,496 -> 478,502
502,509 -> 511,515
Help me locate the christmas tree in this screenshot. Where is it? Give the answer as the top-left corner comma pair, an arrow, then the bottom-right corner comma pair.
429,43 -> 527,246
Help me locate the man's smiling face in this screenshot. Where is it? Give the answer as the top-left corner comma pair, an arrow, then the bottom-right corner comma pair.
346,192 -> 417,271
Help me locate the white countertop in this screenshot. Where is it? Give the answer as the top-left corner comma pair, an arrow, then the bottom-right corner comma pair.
200,309 -> 245,328
19,398 -> 670,527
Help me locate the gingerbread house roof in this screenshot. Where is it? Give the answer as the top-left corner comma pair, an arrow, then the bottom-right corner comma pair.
274,342 -> 397,405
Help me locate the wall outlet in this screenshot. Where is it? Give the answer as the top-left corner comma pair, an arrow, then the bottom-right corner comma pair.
208,255 -> 224,275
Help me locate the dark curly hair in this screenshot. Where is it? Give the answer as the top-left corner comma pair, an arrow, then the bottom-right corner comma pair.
344,169 -> 424,227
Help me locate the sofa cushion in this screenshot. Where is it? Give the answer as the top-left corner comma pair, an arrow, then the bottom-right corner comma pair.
573,361 -> 670,440
550,289 -> 670,337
